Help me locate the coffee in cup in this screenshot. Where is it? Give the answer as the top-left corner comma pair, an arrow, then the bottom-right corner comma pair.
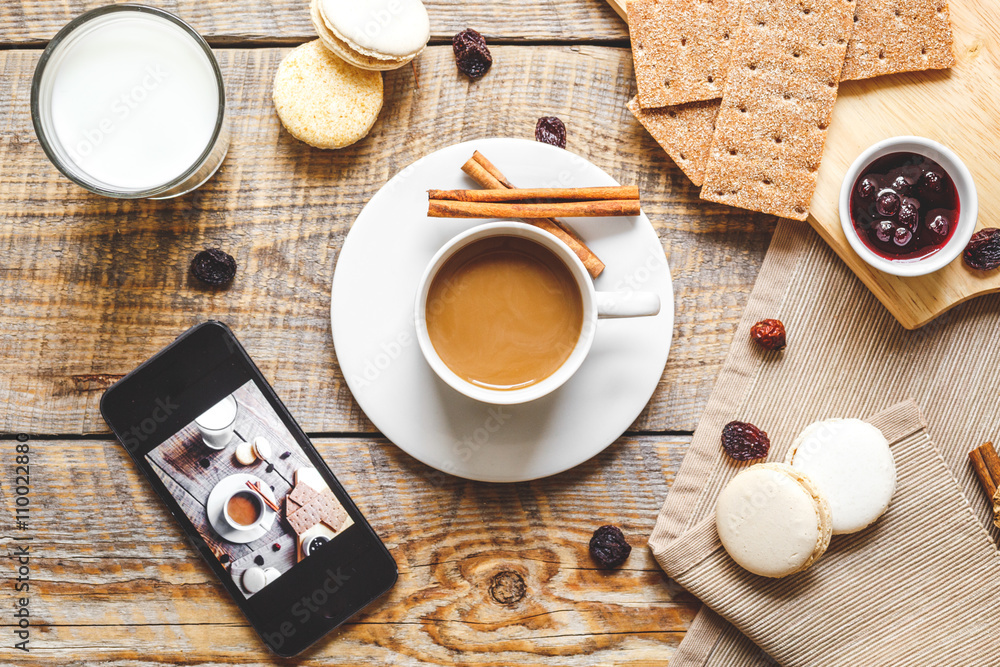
224,490 -> 263,530
425,235 -> 584,391
415,222 -> 661,405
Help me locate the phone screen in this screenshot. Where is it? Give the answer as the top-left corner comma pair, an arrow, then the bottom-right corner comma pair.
101,322 -> 396,656
144,378 -> 354,599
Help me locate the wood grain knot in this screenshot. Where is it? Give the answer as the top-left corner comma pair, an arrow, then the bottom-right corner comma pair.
488,570 -> 526,605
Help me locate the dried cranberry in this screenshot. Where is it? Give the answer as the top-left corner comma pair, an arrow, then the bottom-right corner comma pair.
721,421 -> 771,461
964,228 -> 1000,271
589,525 -> 631,568
272,543 -> 282,552
750,319 -> 786,351
535,116 -> 567,148
452,28 -> 492,79
191,248 -> 236,287
875,190 -> 900,217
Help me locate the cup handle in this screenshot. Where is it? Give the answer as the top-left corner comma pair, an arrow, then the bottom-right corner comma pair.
595,291 -> 661,319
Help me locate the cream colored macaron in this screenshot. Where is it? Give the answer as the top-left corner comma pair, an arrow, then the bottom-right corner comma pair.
786,418 -> 896,535
272,40 -> 383,149
310,0 -> 429,71
235,440 -> 256,466
716,462 -> 833,578
252,436 -> 272,462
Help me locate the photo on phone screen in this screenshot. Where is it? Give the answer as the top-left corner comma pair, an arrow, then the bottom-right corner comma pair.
144,378 -> 354,599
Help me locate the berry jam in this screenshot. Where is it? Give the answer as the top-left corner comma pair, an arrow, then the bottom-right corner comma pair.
850,152 -> 959,261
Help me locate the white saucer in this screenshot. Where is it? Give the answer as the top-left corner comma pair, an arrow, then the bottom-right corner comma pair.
206,473 -> 278,544
331,138 -> 674,482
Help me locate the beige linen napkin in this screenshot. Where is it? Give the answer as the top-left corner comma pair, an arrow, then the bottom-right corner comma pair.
659,400 -> 1000,666
651,220 -> 1000,666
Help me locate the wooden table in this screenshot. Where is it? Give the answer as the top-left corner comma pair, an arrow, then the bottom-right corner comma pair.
0,2 -> 775,664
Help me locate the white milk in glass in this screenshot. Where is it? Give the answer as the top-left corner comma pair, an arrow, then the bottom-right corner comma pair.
40,9 -> 222,192
196,395 -> 238,449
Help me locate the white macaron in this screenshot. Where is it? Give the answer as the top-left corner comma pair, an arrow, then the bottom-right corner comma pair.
252,436 -> 272,462
785,418 -> 896,534
310,0 -> 430,71
716,463 -> 833,578
241,566 -> 267,594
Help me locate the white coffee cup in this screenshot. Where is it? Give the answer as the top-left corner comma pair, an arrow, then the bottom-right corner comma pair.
222,488 -> 265,532
196,395 -> 238,450
414,222 -> 661,405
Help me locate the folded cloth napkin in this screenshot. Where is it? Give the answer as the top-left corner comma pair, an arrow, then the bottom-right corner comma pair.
650,220 -> 1000,666
658,400 -> 1000,666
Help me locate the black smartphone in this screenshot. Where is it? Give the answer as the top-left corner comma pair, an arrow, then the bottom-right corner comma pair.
100,321 -> 397,657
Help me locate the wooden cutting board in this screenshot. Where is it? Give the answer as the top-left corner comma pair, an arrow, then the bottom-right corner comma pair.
607,0 -> 1000,329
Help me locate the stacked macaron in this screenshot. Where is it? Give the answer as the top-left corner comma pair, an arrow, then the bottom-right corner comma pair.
716,418 -> 896,578
310,0 -> 429,70
273,0 -> 430,149
235,436 -> 272,466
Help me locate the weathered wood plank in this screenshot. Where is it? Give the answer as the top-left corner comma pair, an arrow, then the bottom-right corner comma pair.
0,0 -> 628,46
0,434 -> 695,664
0,45 -> 772,436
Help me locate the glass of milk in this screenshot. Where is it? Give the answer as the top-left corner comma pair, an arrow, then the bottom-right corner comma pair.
195,395 -> 239,450
30,5 -> 229,199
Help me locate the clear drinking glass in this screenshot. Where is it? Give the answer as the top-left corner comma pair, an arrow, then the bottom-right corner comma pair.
30,4 -> 229,199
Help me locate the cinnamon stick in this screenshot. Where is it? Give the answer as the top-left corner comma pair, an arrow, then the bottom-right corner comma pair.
246,480 -> 281,513
970,442 -> 1000,528
469,151 -> 598,248
427,199 -> 641,219
428,186 -> 640,203
461,152 -> 605,278
970,441 -> 1000,500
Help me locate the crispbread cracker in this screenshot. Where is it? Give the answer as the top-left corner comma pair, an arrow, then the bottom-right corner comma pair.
841,0 -> 955,80
628,0 -> 741,108
288,481 -> 320,508
272,40 -> 383,150
628,97 -> 720,186
700,0 -> 855,220
286,490 -> 348,535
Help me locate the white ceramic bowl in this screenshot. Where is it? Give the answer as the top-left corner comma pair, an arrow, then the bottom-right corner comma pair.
839,136 -> 977,277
